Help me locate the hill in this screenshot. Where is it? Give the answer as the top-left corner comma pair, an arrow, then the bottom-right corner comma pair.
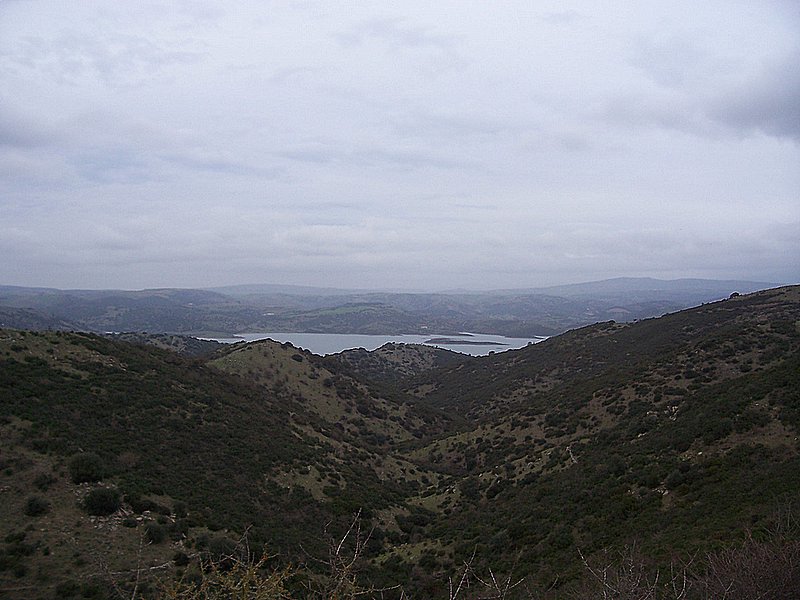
0,330 -> 451,598
0,306 -> 80,331
327,343 -> 469,384
397,286 -> 800,585
0,286 -> 798,597
101,332 -> 224,357
0,277 -> 778,337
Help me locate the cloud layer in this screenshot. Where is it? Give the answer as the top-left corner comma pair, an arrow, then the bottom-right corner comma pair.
1,1 -> 798,290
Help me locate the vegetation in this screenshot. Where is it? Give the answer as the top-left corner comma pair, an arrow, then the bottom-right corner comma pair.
0,285 -> 797,598
69,453 -> 106,484
84,488 -> 122,516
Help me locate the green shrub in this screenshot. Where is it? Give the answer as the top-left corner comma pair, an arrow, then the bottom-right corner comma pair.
84,487 -> 121,516
33,472 -> 56,491
125,493 -> 171,515
145,522 -> 167,544
68,453 -> 105,484
24,495 -> 50,517
664,469 -> 685,490
197,534 -> 239,565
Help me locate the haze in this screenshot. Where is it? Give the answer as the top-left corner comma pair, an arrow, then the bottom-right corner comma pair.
1,1 -> 798,291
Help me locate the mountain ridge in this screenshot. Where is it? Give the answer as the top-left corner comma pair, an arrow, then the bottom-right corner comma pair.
0,277 -> 781,339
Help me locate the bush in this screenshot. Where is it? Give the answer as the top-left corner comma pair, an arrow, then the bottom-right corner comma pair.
84,487 -> 121,516
125,493 -> 170,515
24,495 -> 50,517
54,581 -> 81,598
145,522 -> 167,544
33,472 -> 56,491
68,453 -> 105,484
197,534 -> 239,566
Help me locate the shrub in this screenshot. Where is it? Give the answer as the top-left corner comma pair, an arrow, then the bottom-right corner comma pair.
125,493 -> 170,515
84,487 -> 121,516
68,453 -> 105,484
145,522 -> 167,544
33,472 -> 56,491
24,495 -> 50,517
664,469 -> 686,490
196,534 -> 239,567
122,516 -> 138,528
161,552 -> 291,598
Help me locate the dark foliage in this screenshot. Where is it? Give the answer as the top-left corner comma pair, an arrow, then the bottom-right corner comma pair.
23,495 -> 50,517
68,452 -> 105,484
83,487 -> 121,516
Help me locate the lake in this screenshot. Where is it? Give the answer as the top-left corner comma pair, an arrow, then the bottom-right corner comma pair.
205,331 -> 546,356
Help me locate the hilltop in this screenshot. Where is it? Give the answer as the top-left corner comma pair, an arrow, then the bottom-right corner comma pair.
0,286 -> 798,597
327,343 -> 468,384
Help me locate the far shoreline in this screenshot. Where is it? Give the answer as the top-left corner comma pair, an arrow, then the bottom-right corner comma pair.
423,337 -> 506,346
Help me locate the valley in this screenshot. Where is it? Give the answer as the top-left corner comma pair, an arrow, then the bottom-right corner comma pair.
0,285 -> 798,598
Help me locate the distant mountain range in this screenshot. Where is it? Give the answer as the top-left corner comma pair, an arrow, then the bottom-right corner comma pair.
0,277 -> 781,338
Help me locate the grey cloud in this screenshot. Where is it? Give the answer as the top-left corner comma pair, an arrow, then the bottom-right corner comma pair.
70,148 -> 155,184
352,147 -> 478,171
709,54 -> 800,141
629,34 -> 709,88
621,21 -> 800,143
2,31 -> 202,88
601,64 -> 800,143
267,66 -> 322,85
391,111 -> 509,141
276,146 -> 337,165
276,144 -> 479,172
539,10 -> 583,26
0,1 -> 796,290
158,152 -> 284,179
598,94 -> 711,137
334,17 -> 455,50
0,109 -> 54,148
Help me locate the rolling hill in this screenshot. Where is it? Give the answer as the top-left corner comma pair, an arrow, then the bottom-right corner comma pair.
0,286 -> 798,597
0,278 -> 776,337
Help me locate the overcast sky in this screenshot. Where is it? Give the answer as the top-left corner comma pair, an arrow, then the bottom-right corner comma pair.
1,1 -> 798,291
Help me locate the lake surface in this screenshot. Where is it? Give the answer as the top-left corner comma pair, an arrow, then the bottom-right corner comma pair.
205,331 -> 546,356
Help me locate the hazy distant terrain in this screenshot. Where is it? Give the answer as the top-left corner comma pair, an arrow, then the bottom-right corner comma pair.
0,277 -> 773,338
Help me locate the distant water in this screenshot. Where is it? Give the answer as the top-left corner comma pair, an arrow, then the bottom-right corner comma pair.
204,331 -> 546,356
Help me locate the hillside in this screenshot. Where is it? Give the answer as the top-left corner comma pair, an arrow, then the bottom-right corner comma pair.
397,286 -> 800,584
327,343 -> 469,384
0,306 -> 79,331
0,331 -> 449,598
0,286 -> 798,597
102,332 -> 224,357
